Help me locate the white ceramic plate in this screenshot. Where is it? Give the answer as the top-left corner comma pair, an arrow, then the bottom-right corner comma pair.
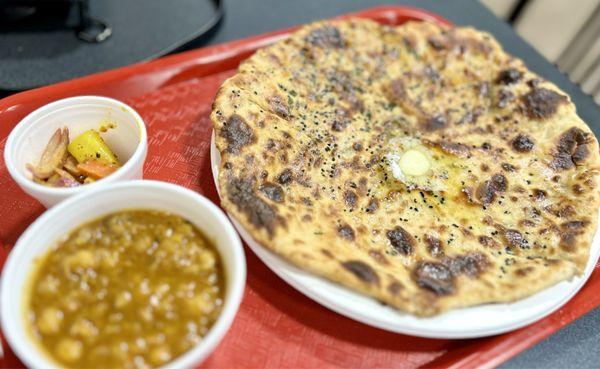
210,131 -> 600,338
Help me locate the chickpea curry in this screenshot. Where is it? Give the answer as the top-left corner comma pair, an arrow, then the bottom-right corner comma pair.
26,210 -> 224,369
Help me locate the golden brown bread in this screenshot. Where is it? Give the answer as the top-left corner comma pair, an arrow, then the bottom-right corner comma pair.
211,19 -> 600,316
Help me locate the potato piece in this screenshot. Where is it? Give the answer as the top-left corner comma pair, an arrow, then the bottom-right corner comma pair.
68,129 -> 119,165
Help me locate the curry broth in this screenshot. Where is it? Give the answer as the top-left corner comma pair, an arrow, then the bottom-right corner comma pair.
25,210 -> 224,369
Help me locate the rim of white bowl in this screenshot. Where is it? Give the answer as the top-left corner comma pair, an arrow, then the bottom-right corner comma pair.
0,180 -> 246,369
4,95 -> 148,195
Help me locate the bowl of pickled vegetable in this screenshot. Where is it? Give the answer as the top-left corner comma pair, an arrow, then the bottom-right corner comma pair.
4,96 -> 147,207
0,180 -> 246,369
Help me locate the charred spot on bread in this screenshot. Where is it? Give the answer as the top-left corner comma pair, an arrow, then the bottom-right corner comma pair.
501,163 -> 517,172
476,174 -> 507,205
558,220 -> 587,252
414,262 -> 454,295
478,235 -> 496,247
344,190 -> 358,208
305,25 -> 345,48
476,180 -> 496,205
421,114 -> 447,131
562,220 -> 586,230
425,140 -> 471,158
515,266 -> 534,277
387,281 -> 403,295
277,168 -> 294,185
321,249 -> 334,259
338,224 -> 356,241
383,79 -> 404,102
227,176 -> 283,235
269,95 -> 291,119
572,145 -> 590,165
365,198 -> 379,213
497,89 -> 514,108
491,174 -> 508,192
444,253 -> 488,277
221,115 -> 255,154
259,182 -> 285,202
425,235 -> 444,257
368,250 -> 389,265
559,232 -> 577,252
342,260 -> 379,284
531,189 -> 547,201
551,127 -> 591,170
332,117 -> 351,132
427,36 -> 445,50
387,226 -> 415,255
496,68 -> 523,85
504,229 -> 528,249
511,134 -> 535,153
521,88 -> 567,120
414,252 -> 488,295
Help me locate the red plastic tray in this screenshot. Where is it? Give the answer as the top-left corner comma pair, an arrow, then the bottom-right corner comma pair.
1,6 -> 599,369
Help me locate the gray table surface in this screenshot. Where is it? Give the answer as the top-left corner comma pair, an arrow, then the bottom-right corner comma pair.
202,1 -> 600,368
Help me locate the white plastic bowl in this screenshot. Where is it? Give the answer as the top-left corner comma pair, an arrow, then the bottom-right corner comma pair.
4,96 -> 148,207
0,180 -> 246,369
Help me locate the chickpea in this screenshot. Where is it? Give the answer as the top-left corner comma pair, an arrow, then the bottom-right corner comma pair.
55,338 -> 82,363
36,275 -> 60,295
99,250 -> 119,269
139,306 -> 153,322
114,291 -> 133,309
197,249 -> 216,270
149,345 -> 171,366
133,235 -> 152,253
61,292 -> 81,313
37,307 -> 63,335
62,249 -> 96,275
74,227 -> 93,245
70,318 -> 98,338
106,215 -> 126,234
184,295 -> 213,315
160,238 -> 179,254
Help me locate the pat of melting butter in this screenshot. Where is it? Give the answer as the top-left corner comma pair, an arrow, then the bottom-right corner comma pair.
386,137 -> 447,191
399,149 -> 430,176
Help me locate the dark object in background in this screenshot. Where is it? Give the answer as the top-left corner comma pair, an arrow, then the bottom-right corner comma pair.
0,0 -> 222,93
508,0 -> 530,23
75,0 -> 112,43
1,0 -> 111,43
